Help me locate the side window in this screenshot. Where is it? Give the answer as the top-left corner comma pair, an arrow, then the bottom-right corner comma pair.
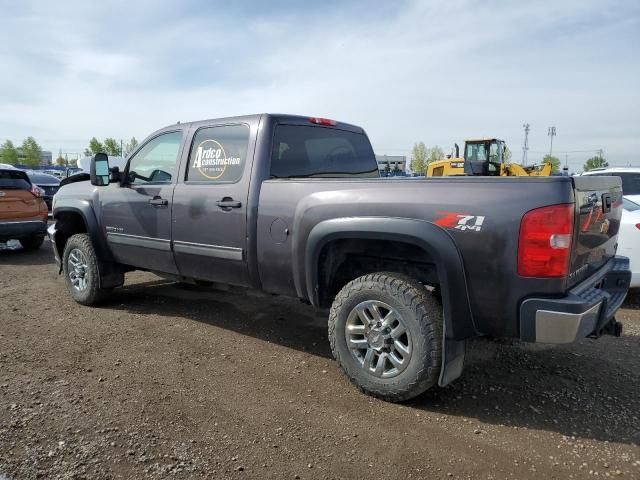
187,124 -> 249,182
128,131 -> 183,185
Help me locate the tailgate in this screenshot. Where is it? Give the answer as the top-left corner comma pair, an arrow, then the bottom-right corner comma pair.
0,170 -> 40,221
569,175 -> 623,287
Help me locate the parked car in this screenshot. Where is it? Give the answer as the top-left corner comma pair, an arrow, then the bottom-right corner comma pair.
49,114 -> 631,402
24,171 -> 60,211
619,198 -> 640,288
0,168 -> 49,249
581,167 -> 640,204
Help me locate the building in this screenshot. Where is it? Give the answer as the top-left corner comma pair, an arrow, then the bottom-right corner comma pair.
376,155 -> 407,176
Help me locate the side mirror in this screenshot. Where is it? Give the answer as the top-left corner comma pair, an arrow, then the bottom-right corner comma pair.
90,153 -> 110,186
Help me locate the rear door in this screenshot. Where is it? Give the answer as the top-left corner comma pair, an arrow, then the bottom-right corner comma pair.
99,130 -> 185,274
0,170 -> 40,221
171,123 -> 254,286
569,175 -> 624,286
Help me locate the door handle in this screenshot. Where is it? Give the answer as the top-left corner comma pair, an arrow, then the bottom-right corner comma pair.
149,196 -> 168,207
216,198 -> 242,209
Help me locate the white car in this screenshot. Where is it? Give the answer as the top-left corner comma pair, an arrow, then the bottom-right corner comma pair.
619,197 -> 640,288
581,167 -> 640,204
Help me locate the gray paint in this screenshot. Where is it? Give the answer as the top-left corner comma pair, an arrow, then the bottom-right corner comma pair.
52,113 -> 628,345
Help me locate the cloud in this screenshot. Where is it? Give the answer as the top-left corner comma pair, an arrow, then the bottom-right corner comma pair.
0,0 -> 638,170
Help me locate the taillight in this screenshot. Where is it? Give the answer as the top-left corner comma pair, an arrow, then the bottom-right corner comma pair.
636,223 -> 640,230
518,204 -> 574,277
30,185 -> 43,198
309,117 -> 337,126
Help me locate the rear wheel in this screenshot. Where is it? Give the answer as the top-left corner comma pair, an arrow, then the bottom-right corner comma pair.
329,273 -> 442,402
62,233 -> 112,305
19,235 -> 44,250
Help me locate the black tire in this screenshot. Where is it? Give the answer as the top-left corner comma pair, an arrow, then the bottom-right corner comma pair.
329,273 -> 442,402
19,235 -> 44,250
62,233 -> 112,306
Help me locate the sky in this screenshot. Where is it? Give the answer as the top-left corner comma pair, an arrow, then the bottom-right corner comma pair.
0,0 -> 638,172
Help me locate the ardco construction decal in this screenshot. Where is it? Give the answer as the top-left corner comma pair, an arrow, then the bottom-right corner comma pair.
192,139 -> 242,180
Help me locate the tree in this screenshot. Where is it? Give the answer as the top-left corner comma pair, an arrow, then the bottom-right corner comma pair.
124,137 -> 139,157
426,145 -> 444,165
55,155 -> 66,166
21,137 -> 42,168
0,139 -> 19,165
542,154 -> 560,173
84,137 -> 104,157
410,141 -> 427,175
583,155 -> 608,172
103,137 -> 121,156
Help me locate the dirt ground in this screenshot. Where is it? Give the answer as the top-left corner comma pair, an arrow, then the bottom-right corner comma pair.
1,240 -> 639,480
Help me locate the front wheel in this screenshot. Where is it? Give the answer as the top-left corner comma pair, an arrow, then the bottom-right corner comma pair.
328,273 -> 443,402
62,233 -> 112,306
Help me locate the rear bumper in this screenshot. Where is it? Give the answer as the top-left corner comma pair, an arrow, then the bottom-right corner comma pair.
0,220 -> 47,241
520,256 -> 631,344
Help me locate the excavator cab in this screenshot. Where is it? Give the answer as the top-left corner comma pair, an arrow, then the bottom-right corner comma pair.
463,139 -> 505,176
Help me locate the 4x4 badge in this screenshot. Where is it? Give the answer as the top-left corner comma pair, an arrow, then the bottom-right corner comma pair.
435,212 -> 485,232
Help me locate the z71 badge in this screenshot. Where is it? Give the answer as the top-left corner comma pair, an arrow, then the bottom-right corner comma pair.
435,212 -> 485,232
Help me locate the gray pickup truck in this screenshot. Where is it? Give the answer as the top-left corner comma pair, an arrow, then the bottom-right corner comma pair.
49,114 -> 631,401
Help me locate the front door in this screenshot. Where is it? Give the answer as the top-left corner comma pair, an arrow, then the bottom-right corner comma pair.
100,130 -> 185,274
172,123 -> 252,286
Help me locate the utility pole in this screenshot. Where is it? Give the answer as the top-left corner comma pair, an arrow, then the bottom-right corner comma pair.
120,139 -> 123,157
548,126 -> 556,156
522,123 -> 530,165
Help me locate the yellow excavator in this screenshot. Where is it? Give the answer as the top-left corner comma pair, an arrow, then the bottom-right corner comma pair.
426,138 -> 552,177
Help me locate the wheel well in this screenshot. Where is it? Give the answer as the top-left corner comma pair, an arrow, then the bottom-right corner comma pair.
317,239 -> 439,308
54,211 -> 87,256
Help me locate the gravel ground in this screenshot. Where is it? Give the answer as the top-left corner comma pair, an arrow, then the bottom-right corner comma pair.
1,240 -> 639,479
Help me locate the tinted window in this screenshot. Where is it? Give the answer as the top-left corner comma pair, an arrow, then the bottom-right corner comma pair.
187,125 -> 249,182
0,170 -> 31,190
128,131 -> 183,184
28,173 -> 60,185
618,173 -> 640,195
270,125 -> 379,178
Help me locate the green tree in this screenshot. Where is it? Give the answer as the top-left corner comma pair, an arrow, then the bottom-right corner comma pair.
0,139 -> 19,165
426,145 -> 445,165
84,137 -> 104,157
542,154 -> 560,173
583,155 -> 608,172
55,155 -> 66,166
124,137 -> 139,157
410,141 -> 427,175
21,137 -> 42,168
103,137 -> 121,156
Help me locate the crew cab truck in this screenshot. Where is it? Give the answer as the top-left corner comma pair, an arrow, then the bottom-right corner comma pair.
48,114 -> 631,402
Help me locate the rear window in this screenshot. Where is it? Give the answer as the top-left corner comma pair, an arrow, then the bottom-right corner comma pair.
623,198 -> 640,211
0,170 -> 31,190
28,173 -> 60,185
618,173 -> 640,195
270,125 -> 379,178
